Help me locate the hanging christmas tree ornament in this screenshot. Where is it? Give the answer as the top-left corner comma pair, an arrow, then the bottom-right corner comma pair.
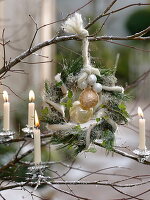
79,87 -> 99,110
70,101 -> 93,124
41,13 -> 129,155
87,74 -> 97,86
93,83 -> 102,93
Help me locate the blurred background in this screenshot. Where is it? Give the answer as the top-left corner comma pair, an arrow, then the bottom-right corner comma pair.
0,0 -> 150,199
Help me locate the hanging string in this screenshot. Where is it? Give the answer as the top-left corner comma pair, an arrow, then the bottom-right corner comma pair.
62,13 -> 91,68
82,37 -> 90,67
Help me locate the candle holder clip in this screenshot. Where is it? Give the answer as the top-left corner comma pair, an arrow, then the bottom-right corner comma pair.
26,163 -> 50,187
0,130 -> 15,141
22,125 -> 34,138
133,148 -> 150,163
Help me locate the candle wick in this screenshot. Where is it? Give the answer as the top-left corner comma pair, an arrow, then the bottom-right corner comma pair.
141,116 -> 143,119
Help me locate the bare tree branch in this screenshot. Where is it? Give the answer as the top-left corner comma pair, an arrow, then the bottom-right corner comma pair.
86,0 -> 118,29
86,3 -> 150,29
125,69 -> 150,91
94,141 -> 150,165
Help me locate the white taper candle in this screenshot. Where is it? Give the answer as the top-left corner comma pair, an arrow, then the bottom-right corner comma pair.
34,110 -> 41,165
3,91 -> 10,131
28,90 -> 35,128
138,107 -> 146,150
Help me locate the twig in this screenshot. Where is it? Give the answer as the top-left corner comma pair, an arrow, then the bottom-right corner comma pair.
0,140 -> 50,173
20,60 -> 53,64
0,83 -> 25,101
28,14 -> 38,50
86,0 -> 118,29
0,193 -> 6,200
86,3 -> 150,29
104,40 -> 150,52
111,185 -> 143,200
94,141 -> 150,165
44,180 -> 93,200
38,0 -> 95,30
125,69 -> 150,91
114,53 -> 120,75
90,14 -> 111,37
0,31 -> 150,79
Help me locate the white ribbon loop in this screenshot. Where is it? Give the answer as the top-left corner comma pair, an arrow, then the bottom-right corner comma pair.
62,13 -> 91,68
62,13 -> 89,38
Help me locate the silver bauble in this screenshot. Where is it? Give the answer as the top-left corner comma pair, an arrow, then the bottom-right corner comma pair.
93,83 -> 102,93
87,74 -> 97,86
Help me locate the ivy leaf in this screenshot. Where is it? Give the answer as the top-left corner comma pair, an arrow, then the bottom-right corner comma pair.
100,104 -> 107,108
96,118 -> 100,122
102,115 -> 109,120
56,81 -> 63,87
61,98 -> 72,109
118,103 -> 129,118
118,103 -> 126,111
68,90 -> 73,98
66,99 -> 72,108
73,125 -> 81,130
61,90 -> 73,109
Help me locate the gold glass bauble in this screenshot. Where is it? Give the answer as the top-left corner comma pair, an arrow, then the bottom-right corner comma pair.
70,102 -> 93,124
79,87 -> 99,110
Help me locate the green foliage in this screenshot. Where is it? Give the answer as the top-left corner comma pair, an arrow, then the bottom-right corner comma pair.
68,90 -> 73,98
55,81 -> 63,87
102,92 -> 130,125
61,90 -> 73,110
73,125 -> 82,131
96,118 -> 100,122
44,81 -> 63,103
49,118 -> 115,155
126,8 -> 150,37
41,106 -> 65,124
50,129 -> 87,155
42,54 -> 130,155
0,144 -> 29,182
61,58 -> 83,84
0,164 -> 28,182
101,130 -> 115,151
41,107 -> 49,116
96,67 -> 117,86
100,68 -> 116,76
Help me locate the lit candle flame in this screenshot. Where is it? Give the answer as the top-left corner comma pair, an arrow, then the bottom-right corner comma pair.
3,91 -> 8,102
29,90 -> 35,102
35,110 -> 40,127
138,107 -> 143,118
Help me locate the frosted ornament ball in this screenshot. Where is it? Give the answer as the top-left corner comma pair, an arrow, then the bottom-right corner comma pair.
79,87 -> 99,110
70,101 -> 93,124
93,83 -> 102,93
87,74 -> 97,86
